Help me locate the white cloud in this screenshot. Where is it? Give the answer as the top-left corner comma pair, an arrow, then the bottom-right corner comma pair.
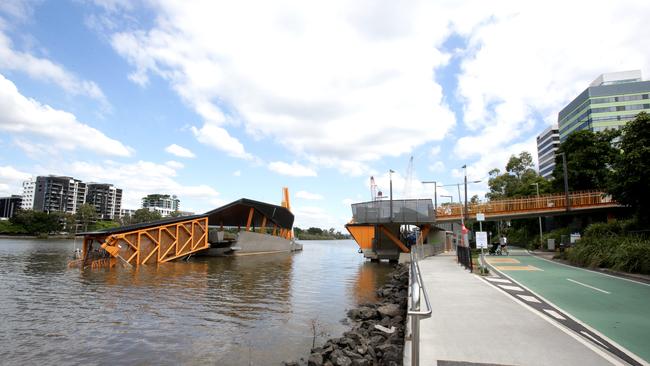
190,123 -> 252,160
165,143 -> 196,158
0,29 -> 108,105
292,205 -> 345,232
429,161 -> 445,173
430,146 -> 441,157
295,190 -> 324,200
67,160 -> 220,210
232,170 -> 241,177
450,1 -> 650,161
165,160 -> 184,169
342,198 -> 354,205
0,165 -> 30,195
108,1 -> 456,171
268,161 -> 317,177
0,74 -> 132,157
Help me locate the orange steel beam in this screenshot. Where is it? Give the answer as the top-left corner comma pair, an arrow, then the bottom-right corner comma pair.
87,217 -> 209,267
260,216 -> 267,234
246,207 -> 254,231
379,225 -> 410,253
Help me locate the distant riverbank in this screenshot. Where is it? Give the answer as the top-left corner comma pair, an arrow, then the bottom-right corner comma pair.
0,234 -> 75,240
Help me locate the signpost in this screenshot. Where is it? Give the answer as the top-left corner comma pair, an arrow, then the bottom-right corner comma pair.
476,213 -> 486,272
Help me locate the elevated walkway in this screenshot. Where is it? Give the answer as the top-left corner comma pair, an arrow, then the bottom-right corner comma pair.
436,190 -> 622,223
412,254 -> 619,365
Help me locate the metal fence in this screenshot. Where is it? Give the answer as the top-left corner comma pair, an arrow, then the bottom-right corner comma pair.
351,199 -> 435,224
407,238 -> 432,366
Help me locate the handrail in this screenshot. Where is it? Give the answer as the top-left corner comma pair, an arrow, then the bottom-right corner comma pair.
436,190 -> 618,219
407,242 -> 432,366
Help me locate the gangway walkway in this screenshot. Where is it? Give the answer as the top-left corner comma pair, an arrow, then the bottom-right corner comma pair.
415,253 -> 621,365
436,190 -> 621,223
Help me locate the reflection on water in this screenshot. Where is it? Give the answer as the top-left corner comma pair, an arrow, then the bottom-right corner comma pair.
0,239 -> 392,365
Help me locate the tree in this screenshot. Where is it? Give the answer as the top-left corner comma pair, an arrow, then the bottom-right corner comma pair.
608,112 -> 650,224
307,227 -> 323,235
76,203 -> 98,232
10,210 -> 62,235
63,213 -> 77,234
551,129 -> 620,192
130,208 -> 163,224
487,152 -> 550,199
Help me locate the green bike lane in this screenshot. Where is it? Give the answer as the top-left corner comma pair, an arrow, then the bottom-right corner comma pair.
489,250 -> 650,363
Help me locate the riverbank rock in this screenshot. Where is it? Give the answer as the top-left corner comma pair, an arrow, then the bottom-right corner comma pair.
303,264 -> 409,366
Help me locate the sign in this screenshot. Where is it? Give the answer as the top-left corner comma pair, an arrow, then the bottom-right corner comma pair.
476,231 -> 488,249
476,213 -> 485,221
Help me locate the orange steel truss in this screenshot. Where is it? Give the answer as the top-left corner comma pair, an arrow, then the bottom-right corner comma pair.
84,216 -> 209,266
436,190 -> 620,222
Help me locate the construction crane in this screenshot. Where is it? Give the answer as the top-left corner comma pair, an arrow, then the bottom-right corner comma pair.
403,156 -> 414,198
370,176 -> 377,201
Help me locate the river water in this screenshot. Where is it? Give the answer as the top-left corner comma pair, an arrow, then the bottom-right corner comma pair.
0,238 -> 393,365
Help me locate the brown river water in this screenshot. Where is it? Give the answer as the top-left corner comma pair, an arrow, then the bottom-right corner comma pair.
0,238 -> 393,365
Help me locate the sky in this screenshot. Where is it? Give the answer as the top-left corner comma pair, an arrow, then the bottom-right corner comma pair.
1,0 -> 649,231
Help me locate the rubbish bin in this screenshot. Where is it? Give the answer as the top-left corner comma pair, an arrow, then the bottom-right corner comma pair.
547,238 -> 555,251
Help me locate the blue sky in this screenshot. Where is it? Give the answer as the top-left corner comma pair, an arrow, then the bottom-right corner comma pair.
1,0 -> 649,230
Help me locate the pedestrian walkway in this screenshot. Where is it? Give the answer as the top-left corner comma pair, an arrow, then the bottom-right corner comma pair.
415,253 -> 622,366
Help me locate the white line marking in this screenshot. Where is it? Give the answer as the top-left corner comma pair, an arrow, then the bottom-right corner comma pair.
478,276 -> 624,366
516,294 -> 541,303
528,250 -> 650,287
567,278 -> 611,294
486,277 -> 511,283
581,331 -> 609,349
489,268 -> 648,366
498,284 -> 524,292
543,309 -> 567,320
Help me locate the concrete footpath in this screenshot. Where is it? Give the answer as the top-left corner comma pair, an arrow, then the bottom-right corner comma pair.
412,253 -> 622,366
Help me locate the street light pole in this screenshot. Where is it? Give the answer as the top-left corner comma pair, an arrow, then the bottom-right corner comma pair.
532,182 -> 543,249
389,169 -> 394,222
463,165 -> 468,222
422,181 -> 437,210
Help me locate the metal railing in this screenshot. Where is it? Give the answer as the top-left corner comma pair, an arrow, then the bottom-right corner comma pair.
407,240 -> 432,366
436,190 -> 619,220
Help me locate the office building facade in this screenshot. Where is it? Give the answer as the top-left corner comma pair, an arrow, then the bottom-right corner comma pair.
86,183 -> 123,220
32,176 -> 87,214
536,125 -> 560,179
142,194 -> 180,217
0,195 -> 22,219
558,70 -> 650,142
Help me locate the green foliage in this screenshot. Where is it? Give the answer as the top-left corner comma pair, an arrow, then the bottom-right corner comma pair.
608,112 -> 650,224
552,129 -> 620,192
487,152 -> 551,199
9,210 -> 63,235
566,219 -> 650,274
121,209 -> 163,225
76,203 -> 98,232
294,226 -> 349,240
91,220 -> 120,231
0,220 -> 28,235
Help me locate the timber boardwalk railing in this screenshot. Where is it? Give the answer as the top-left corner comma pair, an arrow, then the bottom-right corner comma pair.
436,190 -> 621,222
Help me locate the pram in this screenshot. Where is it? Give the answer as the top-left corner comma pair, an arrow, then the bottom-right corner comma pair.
489,242 -> 500,255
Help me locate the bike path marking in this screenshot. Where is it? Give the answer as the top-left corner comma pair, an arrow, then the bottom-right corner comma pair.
496,251 -> 650,364
567,278 -> 611,294
481,268 -> 645,366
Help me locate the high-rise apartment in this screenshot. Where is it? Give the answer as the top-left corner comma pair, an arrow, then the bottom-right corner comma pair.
21,178 -> 35,210
32,176 -> 87,214
142,194 -> 180,217
536,125 -> 560,179
558,70 -> 650,141
86,183 -> 123,220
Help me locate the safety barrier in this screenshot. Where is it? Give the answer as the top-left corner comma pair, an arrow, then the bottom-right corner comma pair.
407,240 -> 432,366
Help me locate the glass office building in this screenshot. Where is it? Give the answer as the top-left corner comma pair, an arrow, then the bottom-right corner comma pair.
536,125 -> 560,179
558,70 -> 650,142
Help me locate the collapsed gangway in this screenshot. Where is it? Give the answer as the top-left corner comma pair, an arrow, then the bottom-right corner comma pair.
71,198 -> 294,269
